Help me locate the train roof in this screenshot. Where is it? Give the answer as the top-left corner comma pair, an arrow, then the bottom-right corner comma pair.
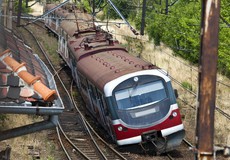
55,7 -> 69,18
68,30 -> 157,91
45,4 -> 69,18
60,14 -> 78,37
45,3 -> 56,11
60,11 -> 94,37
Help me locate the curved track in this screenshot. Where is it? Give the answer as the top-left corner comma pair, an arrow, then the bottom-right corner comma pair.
56,80 -> 129,160
18,21 -> 130,160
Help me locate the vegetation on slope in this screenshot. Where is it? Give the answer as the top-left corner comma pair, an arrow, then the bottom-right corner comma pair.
81,0 -> 230,78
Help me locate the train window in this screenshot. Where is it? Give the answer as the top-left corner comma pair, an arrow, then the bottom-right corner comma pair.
115,80 -> 167,110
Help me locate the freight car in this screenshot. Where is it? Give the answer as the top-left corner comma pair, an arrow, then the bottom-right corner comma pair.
44,3 -> 185,153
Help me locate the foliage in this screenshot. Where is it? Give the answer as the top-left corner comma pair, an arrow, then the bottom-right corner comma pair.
124,36 -> 144,57
0,114 -> 7,121
132,0 -> 230,78
47,156 -> 55,160
146,0 -> 230,77
105,0 -> 134,19
78,0 -> 92,13
14,0 -> 33,14
81,0 -> 230,77
80,0 -> 111,15
145,1 -> 201,64
181,81 -> 193,91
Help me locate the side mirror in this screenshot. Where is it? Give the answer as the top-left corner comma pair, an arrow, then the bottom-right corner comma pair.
174,89 -> 178,98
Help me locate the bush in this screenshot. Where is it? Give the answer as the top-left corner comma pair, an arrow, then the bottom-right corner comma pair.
182,81 -> 193,91
0,114 -> 7,121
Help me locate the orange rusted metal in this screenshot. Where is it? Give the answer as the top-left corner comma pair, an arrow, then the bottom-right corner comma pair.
33,81 -> 56,101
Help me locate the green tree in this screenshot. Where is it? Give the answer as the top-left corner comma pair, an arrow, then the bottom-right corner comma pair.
14,0 -> 33,14
146,1 -> 201,63
143,0 -> 229,77
79,0 -> 230,77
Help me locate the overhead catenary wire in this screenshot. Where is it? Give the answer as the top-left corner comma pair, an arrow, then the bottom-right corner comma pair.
22,0 -> 70,26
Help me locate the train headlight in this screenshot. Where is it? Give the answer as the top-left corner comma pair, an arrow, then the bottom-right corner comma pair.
134,77 -> 138,82
118,126 -> 123,131
172,112 -> 177,117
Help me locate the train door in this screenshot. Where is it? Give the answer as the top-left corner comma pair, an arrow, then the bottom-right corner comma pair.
88,83 -> 98,116
45,15 -> 48,25
51,13 -> 56,30
96,92 -> 107,127
78,74 -> 91,108
58,29 -> 64,54
64,35 -> 68,61
55,17 -> 59,31
87,83 -> 106,126
70,54 -> 80,88
48,14 -> 52,26
101,95 -> 116,141
62,32 -> 66,54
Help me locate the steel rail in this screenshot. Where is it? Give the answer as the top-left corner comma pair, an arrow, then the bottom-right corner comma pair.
22,25 -> 74,110
70,90 -> 108,160
57,122 -> 91,160
70,80 -> 127,160
56,127 -> 72,160
29,26 -> 92,159
24,19 -> 128,160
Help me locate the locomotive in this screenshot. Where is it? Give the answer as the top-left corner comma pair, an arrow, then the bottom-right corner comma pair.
44,3 -> 185,153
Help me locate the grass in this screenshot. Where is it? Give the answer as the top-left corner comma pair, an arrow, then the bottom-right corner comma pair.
0,114 -> 7,121
181,81 -> 193,91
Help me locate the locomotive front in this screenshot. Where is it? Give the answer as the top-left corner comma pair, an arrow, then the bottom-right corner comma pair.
104,69 -> 185,153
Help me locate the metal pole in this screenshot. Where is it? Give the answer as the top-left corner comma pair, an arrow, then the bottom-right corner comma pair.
3,0 -> 6,26
196,0 -> 221,160
25,0 -> 69,26
7,0 -> 12,29
140,0 -> 146,35
107,0 -> 138,35
93,0 -> 95,26
0,115 -> 58,141
26,0 -> 28,8
0,0 -> 2,24
165,0 -> 168,15
17,0 -> 22,26
93,0 -> 95,16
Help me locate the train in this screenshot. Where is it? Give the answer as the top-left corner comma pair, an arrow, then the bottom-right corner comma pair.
44,3 -> 185,153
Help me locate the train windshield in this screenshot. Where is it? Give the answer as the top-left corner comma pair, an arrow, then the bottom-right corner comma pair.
115,81 -> 167,110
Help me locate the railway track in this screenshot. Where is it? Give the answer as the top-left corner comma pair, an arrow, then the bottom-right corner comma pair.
17,21 -> 131,160
57,86 -> 129,159
165,139 -> 194,160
